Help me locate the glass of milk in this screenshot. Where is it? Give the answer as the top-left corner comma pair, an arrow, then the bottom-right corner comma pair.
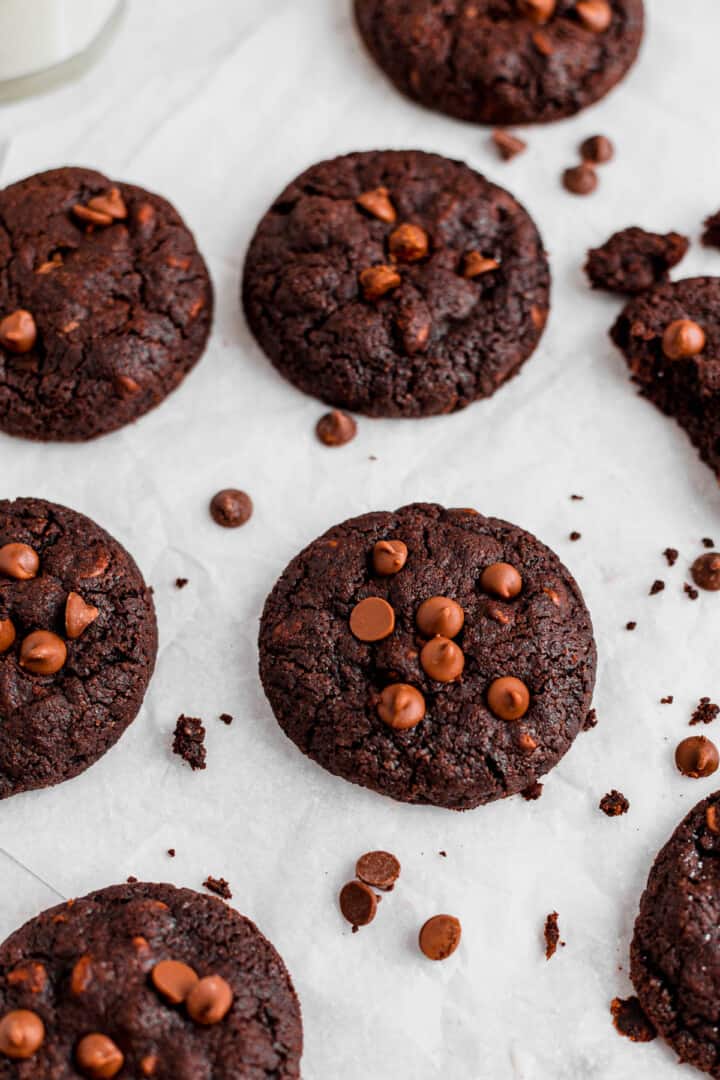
0,0 -> 125,101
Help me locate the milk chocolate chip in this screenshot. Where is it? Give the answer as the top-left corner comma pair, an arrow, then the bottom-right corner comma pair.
350,597 -> 396,642
0,542 -> 39,580
488,676 -> 530,720
0,310 -> 37,353
420,636 -> 464,682
662,319 -> 706,360
373,539 -> 408,576
186,975 -> 234,1025
65,592 -> 99,639
377,683 -> 426,730
419,915 -> 462,960
19,631 -> 67,675
0,618 -> 16,654
416,596 -> 465,638
480,562 -> 522,599
75,1033 -> 124,1078
0,1010 -> 44,1060
151,959 -> 199,1005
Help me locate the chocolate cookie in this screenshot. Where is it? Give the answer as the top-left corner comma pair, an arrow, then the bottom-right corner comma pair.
0,167 -> 212,441
585,227 -> 688,295
0,881 -> 302,1078
610,277 -> 720,478
242,150 -> 550,417
259,503 -> 596,809
631,794 -> 720,1076
0,497 -> 157,798
354,1 -> 644,126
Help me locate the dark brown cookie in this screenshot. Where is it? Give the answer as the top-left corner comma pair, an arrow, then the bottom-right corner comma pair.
610,277 -> 720,478
0,497 -> 157,798
585,227 -> 688,294
0,167 -> 212,441
0,881 -> 302,1078
354,1 -> 644,126
258,503 -> 596,809
631,794 -> 720,1075
242,150 -> 550,418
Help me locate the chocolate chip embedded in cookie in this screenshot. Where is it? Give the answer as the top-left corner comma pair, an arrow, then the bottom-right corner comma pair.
242,150 -> 550,418
0,881 -> 303,1077
0,497 -> 157,799
354,1 -> 644,126
259,502 -> 597,809
610,277 -> 720,478
0,167 -> 212,442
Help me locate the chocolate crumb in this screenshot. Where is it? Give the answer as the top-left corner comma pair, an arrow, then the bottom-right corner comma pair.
570,494 -> 584,501
219,713 -> 233,725
599,790 -> 630,817
626,621 -> 637,631
690,697 -> 719,727
703,537 -> 715,549
127,875 -> 138,883
175,577 -> 189,589
439,851 -> 447,858
544,912 -> 564,960
610,996 -> 657,1043
702,210 -> 720,250
649,579 -> 665,595
663,548 -> 679,567
203,876 -> 232,900
167,849 -> 176,858
522,781 -> 544,801
172,715 -> 207,771
583,708 -> 598,731
569,531 -> 581,541
661,695 -> 674,704
684,582 -> 699,600
585,228 -> 688,294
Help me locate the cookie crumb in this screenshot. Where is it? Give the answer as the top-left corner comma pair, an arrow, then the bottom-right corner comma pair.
599,790 -> 630,817
219,713 -> 233,725
684,582 -> 700,600
172,715 -> 207,771
570,493 -> 584,501
649,579 -> 665,595
610,996 -> 656,1042
585,229 -> 687,294
175,577 -> 189,589
439,850 -> 447,858
522,781 -> 544,801
569,531 -> 581,542
544,912 -> 564,960
702,210 -> 720,250
703,537 -> 715,549
583,708 -> 598,731
626,621 -> 637,631
127,875 -> 138,884
663,547 -> 679,567
167,849 -> 176,858
661,695 -> 674,704
203,876 -> 232,900
690,697 -> 719,727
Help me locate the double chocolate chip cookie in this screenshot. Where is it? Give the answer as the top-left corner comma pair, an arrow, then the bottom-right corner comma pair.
0,881 -> 302,1078
259,503 -> 597,809
0,167 -> 212,441
0,497 -> 157,798
631,794 -> 720,1077
354,1 -> 644,126
242,150 -> 550,417
611,277 -> 720,479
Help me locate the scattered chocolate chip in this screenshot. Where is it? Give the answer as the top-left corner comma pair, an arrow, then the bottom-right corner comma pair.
544,912 -> 564,960
488,676 -> 530,720
0,1010 -> 44,1060
0,542 -> 39,580
569,531 -> 581,541
209,489 -> 253,528
585,229 -> 688,295
172,715 -> 206,771
690,697 -> 719,726
356,851 -> 401,891
175,577 -> 189,589
75,1032 -> 124,1078
491,129 -> 527,161
522,781 -> 544,800
576,0 -> 612,32
419,914 -> 461,961
373,539 -> 408,576
663,547 -> 679,567
610,996 -> 657,1043
416,596 -> 464,638
517,0 -> 556,24
377,683 -> 426,730
0,309 -> 37,353
186,975 -> 233,1025
219,713 -> 233,725
691,552 -> 720,591
420,636 -> 465,682
389,223 -> 429,263
151,959 -> 199,1005
65,591 -> 99,639
339,880 -> 378,930
580,134 -> 614,164
462,251 -> 499,278
599,790 -> 630,817
701,209 -> 720,249
626,621 -> 637,630
203,876 -> 232,900
649,579 -> 665,595
563,163 -> 597,196
703,537 -> 715,548
359,264 -> 401,300
675,735 -> 719,778
19,631 -> 67,675
0,618 -> 16,654
583,708 -> 598,730
350,596 -> 396,642
684,582 -> 699,600
662,318 -> 706,360
661,695 -> 674,704
480,562 -> 522,599
316,409 -> 357,447
356,187 -> 396,224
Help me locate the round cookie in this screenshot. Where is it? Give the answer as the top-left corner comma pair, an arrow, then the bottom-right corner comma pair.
0,497 -> 158,798
259,502 -> 597,809
0,881 -> 303,1078
0,167 -> 212,441
354,0 -> 644,126
611,277 -> 720,479
631,794 -> 720,1076
242,150 -> 550,418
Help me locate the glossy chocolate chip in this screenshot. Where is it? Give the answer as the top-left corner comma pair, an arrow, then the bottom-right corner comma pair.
420,636 -> 465,682
416,596 -> 465,638
0,1010 -> 44,1060
186,975 -> 234,1025
480,562 -> 522,599
0,618 -> 16,654
487,676 -> 530,720
65,592 -> 99,639
372,539 -> 408,576
675,736 -> 719,778
75,1033 -> 124,1078
662,319 -> 706,360
0,542 -> 39,580
692,552 -> 720,591
19,631 -> 67,675
151,959 -> 199,1005
377,683 -> 426,730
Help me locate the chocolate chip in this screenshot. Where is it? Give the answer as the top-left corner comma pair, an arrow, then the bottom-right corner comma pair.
316,410 -> 357,447
356,187 -> 396,224
175,577 -> 189,589
599,790 -> 630,817
186,975 -> 234,1025
209,489 -> 253,528
19,631 -> 67,675
416,596 -> 464,638
356,851 -> 401,890
580,134 -> 614,163
0,618 -> 16,654
65,591 -> 99,639
359,264 -> 402,301
491,129 -> 527,161
388,223 -> 428,263
463,252 -> 499,278
172,715 -> 206,771
692,552 -> 720,591
662,319 -> 706,360
703,537 -> 715,548
377,683 -> 426,730
707,805 -> 720,834
649,579 -> 665,595
690,697 -> 719,726
70,955 -> 93,995
532,29 -> 554,55
661,695 -> 674,704
487,676 -> 530,720
203,876 -> 232,899
517,0 -> 556,23
517,732 -> 537,753
610,997 -> 657,1043
420,636 -> 465,682
0,542 -> 39,580
350,597 -> 396,642
372,539 -> 408,576
88,187 -> 127,221
563,163 -> 598,196
72,203 -> 114,227
151,959 -> 199,1005
419,914 -> 461,960
7,963 -> 46,994
0,1010 -> 44,1060
481,562 -> 522,599
576,0 -> 612,32
675,735 -> 719,778
0,310 -> 37,353
339,880 -> 378,930
544,911 -> 563,959
569,531 -> 581,541
75,1033 -> 124,1078
140,1056 -> 159,1078
626,621 -> 637,630
219,713 -> 233,725
167,848 -> 176,857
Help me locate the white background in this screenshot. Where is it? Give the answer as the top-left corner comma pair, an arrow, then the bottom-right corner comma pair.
0,2 -> 719,1077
